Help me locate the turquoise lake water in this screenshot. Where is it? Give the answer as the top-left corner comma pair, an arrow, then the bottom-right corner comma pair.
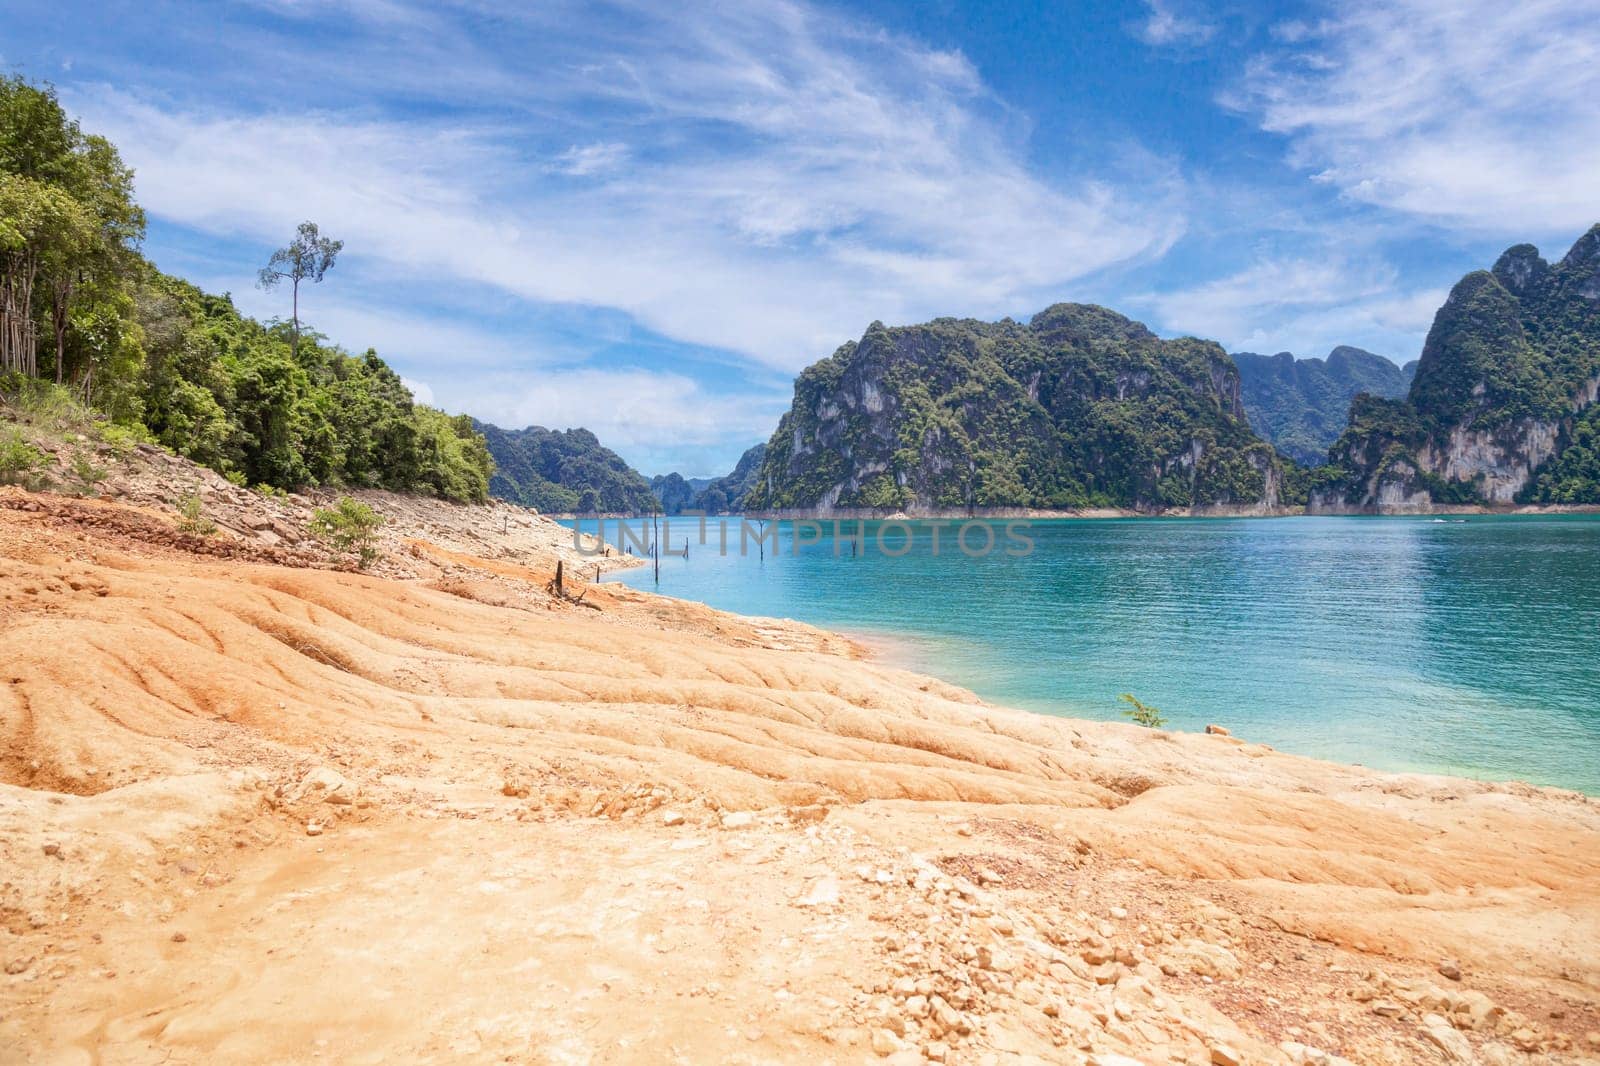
564,515 -> 1600,794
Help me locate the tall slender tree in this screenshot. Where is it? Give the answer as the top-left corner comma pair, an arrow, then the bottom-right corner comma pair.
257,221 -> 342,361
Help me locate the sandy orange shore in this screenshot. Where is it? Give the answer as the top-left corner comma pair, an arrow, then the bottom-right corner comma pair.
1,482 -> 1598,1066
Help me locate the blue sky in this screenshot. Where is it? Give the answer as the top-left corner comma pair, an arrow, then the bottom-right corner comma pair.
3,0 -> 1597,476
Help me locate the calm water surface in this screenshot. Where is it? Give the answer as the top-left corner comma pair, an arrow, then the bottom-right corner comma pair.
565,515 -> 1600,793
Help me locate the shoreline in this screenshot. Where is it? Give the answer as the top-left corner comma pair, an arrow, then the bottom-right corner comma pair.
555,503 -> 1600,522
607,570 -> 1600,799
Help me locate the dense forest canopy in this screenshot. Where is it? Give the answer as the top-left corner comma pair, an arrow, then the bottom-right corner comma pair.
747,306 -> 1290,513
474,420 -> 660,514
1232,347 -> 1414,466
0,76 -> 492,502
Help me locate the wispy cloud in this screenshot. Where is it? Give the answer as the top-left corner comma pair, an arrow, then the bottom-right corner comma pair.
1134,0 -> 1217,46
69,0 -> 1186,378
1132,252 -> 1446,359
549,142 -> 630,177
465,367 -> 788,476
1228,0 -> 1600,234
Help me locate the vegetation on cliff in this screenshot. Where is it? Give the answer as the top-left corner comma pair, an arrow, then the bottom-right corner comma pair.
746,305 -> 1287,512
1233,347 -> 1413,465
1318,225 -> 1600,508
653,443 -> 768,513
475,421 -> 658,514
0,76 -> 492,502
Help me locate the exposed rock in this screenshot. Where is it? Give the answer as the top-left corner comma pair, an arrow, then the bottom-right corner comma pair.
1210,1044 -> 1243,1066
1156,939 -> 1240,979
796,876 -> 840,908
1421,1014 -> 1476,1063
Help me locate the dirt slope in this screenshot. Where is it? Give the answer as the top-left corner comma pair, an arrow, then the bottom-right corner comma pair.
1,486 -> 1597,1065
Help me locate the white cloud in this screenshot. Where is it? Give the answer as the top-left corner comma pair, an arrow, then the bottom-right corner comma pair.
67,0 -> 1184,377
549,142 -> 630,176
400,376 -> 435,406
459,367 -> 787,475
1134,1 -> 1216,46
1230,0 -> 1600,234
1132,254 -> 1444,359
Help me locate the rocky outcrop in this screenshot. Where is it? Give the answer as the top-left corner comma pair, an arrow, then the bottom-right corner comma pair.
1315,223 -> 1600,512
747,305 -> 1287,515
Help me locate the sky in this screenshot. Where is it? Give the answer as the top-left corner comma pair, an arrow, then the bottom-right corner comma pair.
3,0 -> 1597,476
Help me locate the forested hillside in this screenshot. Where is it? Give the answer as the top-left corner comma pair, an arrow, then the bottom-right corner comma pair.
652,443 -> 766,513
475,421 -> 659,514
1233,347 -> 1413,465
746,305 -> 1288,513
1,76 -> 492,501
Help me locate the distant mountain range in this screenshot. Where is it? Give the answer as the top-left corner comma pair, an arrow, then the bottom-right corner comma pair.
472,224 -> 1600,518
1233,347 -> 1416,465
652,444 -> 767,514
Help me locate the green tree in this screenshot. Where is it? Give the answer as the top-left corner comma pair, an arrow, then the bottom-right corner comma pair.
257,221 -> 342,362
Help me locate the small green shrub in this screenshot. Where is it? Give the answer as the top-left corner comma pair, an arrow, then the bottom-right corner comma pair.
254,482 -> 288,499
1118,693 -> 1168,729
176,492 -> 217,535
0,427 -> 50,490
67,449 -> 108,496
310,496 -> 384,568
96,421 -> 152,457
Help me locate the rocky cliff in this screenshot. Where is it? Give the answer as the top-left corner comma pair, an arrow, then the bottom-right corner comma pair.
1313,224 -> 1600,512
1233,346 -> 1413,465
745,305 -> 1286,514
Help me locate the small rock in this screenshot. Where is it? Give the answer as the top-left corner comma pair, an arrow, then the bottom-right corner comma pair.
1205,724 -> 1231,736
661,810 -> 685,826
170,931 -> 187,943
305,821 -> 324,837
42,842 -> 61,858
1371,999 -> 1405,1018
720,811 -> 756,829
1109,906 -> 1128,920
869,1028 -> 900,1056
976,867 -> 1004,885
976,944 -> 1015,972
1210,1045 -> 1243,1066
1421,1015 -> 1474,1063
1437,959 -> 1462,982
796,876 -> 840,908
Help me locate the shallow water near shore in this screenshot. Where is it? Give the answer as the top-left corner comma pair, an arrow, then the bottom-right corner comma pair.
566,514 -> 1600,793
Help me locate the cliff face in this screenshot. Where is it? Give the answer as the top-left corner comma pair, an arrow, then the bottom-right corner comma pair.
1313,224 -> 1600,512
746,304 -> 1285,514
1233,346 -> 1413,465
